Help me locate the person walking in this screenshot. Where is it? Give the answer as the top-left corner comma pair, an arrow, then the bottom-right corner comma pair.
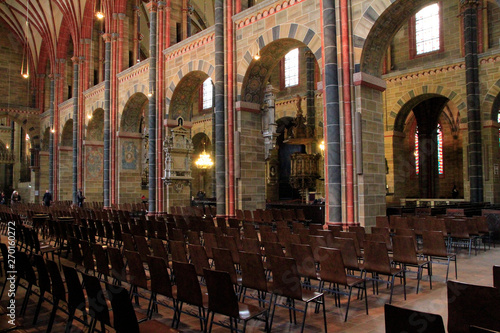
11,191 -> 21,206
77,188 -> 85,207
42,190 -> 53,207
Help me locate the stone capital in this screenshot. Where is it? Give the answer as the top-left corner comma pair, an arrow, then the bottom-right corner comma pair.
71,56 -> 80,64
102,33 -> 112,42
460,0 -> 480,9
146,1 -> 158,12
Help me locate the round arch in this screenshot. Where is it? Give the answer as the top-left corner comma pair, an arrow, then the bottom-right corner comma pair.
60,119 -> 73,147
483,78 -> 500,122
358,0 -> 434,76
165,60 -> 215,115
86,108 -> 105,141
120,93 -> 148,133
236,23 -> 322,102
390,86 -> 468,132
168,70 -> 213,121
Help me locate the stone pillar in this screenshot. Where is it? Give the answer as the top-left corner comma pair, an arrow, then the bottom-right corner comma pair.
461,0 -> 483,203
306,50 -> 316,152
262,84 -> 278,159
103,33 -> 112,208
71,57 -> 79,204
148,1 -> 158,213
48,77 -> 55,194
214,0 -> 225,216
322,0 -> 341,224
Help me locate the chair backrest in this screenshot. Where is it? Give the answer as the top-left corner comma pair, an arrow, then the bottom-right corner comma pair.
212,247 -> 238,285
172,261 -> 203,307
133,235 -> 151,262
105,283 -> 140,333
188,244 -> 211,277
327,225 -> 342,237
242,223 -> 258,239
269,255 -> 302,300
339,231 -> 362,257
447,280 -> 500,333
363,241 -> 392,275
150,238 -> 169,261
375,216 -> 390,229
147,255 -> 173,298
81,272 -> 111,326
239,251 -> 268,292
187,230 -> 202,245
93,243 -> 110,277
318,247 -> 347,285
260,231 -> 278,244
494,265 -> 500,289
384,304 -> 445,333
316,230 -> 336,248
309,235 -> 327,262
17,251 -> 37,284
392,236 -> 418,265
61,264 -> 86,311
204,268 -> 239,318
262,241 -> 285,259
107,246 -> 127,283
334,237 -> 360,271
169,240 -> 188,263
348,226 -> 366,248
80,240 -> 95,272
422,231 -> 448,257
242,237 -> 261,254
46,259 -> 66,301
33,254 -> 51,292
395,228 -> 418,251
290,243 -> 318,280
124,250 -> 147,289
203,232 -> 218,259
68,237 -> 83,266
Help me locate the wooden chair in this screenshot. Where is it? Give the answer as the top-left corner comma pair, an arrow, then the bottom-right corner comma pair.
392,235 -> 431,293
447,280 -> 500,333
318,247 -> 367,321
422,231 -> 457,281
204,268 -> 270,333
363,240 -> 406,304
146,255 -> 177,321
384,304 -> 445,333
494,265 -> 500,289
268,255 -> 327,333
106,282 -> 179,333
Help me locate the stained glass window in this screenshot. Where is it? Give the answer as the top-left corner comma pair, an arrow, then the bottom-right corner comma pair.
284,48 -> 299,87
415,3 -> 440,55
202,78 -> 213,110
437,123 -> 443,175
415,127 -> 419,175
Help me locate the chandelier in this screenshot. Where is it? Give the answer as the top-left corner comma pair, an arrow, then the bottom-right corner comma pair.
195,149 -> 213,169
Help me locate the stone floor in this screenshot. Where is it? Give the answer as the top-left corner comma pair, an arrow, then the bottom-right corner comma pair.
1,238 -> 498,332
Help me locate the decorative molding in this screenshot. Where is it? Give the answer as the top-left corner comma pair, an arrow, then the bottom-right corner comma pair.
164,31 -> 215,61
117,60 -> 151,83
0,107 -> 39,115
234,0 -> 306,29
83,82 -> 105,100
385,63 -> 466,84
354,72 -> 387,91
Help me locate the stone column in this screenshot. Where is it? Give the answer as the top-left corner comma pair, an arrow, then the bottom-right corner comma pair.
461,0 -> 483,203
306,50 -> 316,151
48,76 -> 55,194
322,0 -> 341,224
148,1 -> 158,213
103,33 -> 112,208
71,57 -> 80,204
214,0 -> 225,215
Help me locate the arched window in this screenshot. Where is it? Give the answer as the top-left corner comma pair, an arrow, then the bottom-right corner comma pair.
284,48 -> 299,88
437,123 -> 444,175
202,78 -> 213,110
411,3 -> 442,58
415,127 -> 419,175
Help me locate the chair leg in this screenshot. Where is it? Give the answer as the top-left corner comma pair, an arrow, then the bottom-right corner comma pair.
388,275 -> 395,304
46,298 -> 59,333
65,309 -> 75,333
33,293 -> 46,324
344,287 -> 352,322
416,266 -> 422,294
207,311 -> 215,333
300,301 -> 309,333
322,295 -> 327,333
364,280 -> 369,315
269,294 -> 277,332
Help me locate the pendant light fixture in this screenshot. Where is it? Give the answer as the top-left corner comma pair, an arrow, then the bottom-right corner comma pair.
21,0 -> 30,79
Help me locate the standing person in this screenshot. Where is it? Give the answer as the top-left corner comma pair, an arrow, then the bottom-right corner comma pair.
452,185 -> 459,199
0,192 -> 6,205
42,190 -> 53,207
11,191 -> 21,206
77,188 -> 85,207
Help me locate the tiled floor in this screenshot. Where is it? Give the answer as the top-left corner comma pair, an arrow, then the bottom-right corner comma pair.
1,239 -> 498,332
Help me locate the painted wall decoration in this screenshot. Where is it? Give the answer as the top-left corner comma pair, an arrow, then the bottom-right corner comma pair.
122,140 -> 139,170
86,147 -> 103,180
